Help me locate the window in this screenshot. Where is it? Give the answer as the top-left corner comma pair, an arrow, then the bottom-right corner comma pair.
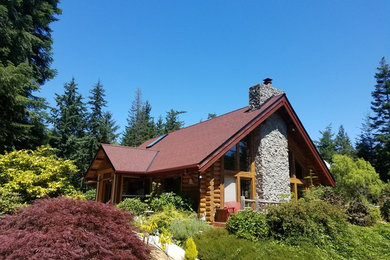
122,177 -> 146,200
163,177 -> 181,193
224,136 -> 250,172
224,145 -> 236,170
240,178 -> 252,199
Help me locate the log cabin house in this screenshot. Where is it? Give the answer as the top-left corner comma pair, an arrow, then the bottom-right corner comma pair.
85,82 -> 335,222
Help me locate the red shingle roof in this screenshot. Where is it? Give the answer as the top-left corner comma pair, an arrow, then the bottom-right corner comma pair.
101,144 -> 158,174
137,95 -> 283,172
92,93 -> 335,186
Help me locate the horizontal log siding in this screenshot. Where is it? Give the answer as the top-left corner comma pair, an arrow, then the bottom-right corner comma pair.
199,159 -> 222,222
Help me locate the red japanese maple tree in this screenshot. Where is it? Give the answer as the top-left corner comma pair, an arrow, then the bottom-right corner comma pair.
0,197 -> 149,259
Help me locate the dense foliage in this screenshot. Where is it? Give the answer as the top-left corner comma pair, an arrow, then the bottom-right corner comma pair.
226,209 -> 269,241
0,146 -> 77,203
194,228 -> 342,260
86,81 -> 119,162
84,188 -> 97,201
122,88 -> 186,146
331,154 -> 383,203
316,124 -> 353,163
369,57 -> 390,181
0,187 -> 24,215
266,200 -> 347,246
150,192 -> 194,212
169,218 -> 212,244
117,198 -> 149,215
50,78 -> 89,188
381,200 -> 390,222
0,0 -> 61,152
0,197 -> 150,259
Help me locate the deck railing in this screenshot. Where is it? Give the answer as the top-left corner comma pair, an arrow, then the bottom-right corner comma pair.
240,196 -> 283,213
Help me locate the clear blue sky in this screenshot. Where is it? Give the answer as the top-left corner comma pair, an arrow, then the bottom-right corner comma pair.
41,0 -> 390,143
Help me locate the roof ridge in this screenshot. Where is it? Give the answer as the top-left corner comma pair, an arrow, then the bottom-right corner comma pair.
102,143 -> 158,152
165,106 -> 249,133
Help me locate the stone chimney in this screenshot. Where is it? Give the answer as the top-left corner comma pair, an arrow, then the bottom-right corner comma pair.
249,78 -> 284,111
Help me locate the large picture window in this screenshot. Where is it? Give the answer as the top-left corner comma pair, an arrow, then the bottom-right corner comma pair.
121,177 -> 149,200
224,136 -> 250,172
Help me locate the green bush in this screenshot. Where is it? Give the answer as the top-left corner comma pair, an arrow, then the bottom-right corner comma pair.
266,200 -> 347,246
380,200 -> 390,222
148,205 -> 193,231
150,192 -> 193,212
84,189 -> 96,201
335,224 -> 390,259
117,198 -> 149,216
0,146 -> 77,203
169,217 -> 212,244
226,209 -> 269,241
346,201 -> 375,226
0,187 -> 24,215
331,155 -> 383,203
194,228 -> 342,260
304,186 -> 346,208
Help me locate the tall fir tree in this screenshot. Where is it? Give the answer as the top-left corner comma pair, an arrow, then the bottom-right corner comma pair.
316,124 -> 336,162
50,78 -> 89,188
164,109 -> 186,133
0,0 -> 61,152
155,116 -> 165,136
122,89 -> 155,147
335,125 -> 354,156
87,81 -> 119,162
370,57 -> 390,180
356,114 -> 376,164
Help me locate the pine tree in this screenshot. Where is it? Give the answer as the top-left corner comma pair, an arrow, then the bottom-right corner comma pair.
164,109 -> 186,133
356,114 -> 376,164
0,1 -> 60,152
370,57 -> 390,180
155,116 -> 165,136
316,124 -> 336,162
122,89 -> 155,147
87,81 -> 119,162
335,125 -> 354,156
50,78 -> 89,188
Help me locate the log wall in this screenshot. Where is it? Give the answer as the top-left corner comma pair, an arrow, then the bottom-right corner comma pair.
199,159 -> 222,222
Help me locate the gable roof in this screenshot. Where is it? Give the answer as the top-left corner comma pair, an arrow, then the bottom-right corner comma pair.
89,94 -> 335,186
100,144 -> 158,174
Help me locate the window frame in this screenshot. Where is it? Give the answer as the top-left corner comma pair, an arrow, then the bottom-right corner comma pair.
222,133 -> 255,205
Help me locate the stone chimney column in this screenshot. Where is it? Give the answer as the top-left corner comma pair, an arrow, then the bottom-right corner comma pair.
249,80 -> 290,202
249,84 -> 284,111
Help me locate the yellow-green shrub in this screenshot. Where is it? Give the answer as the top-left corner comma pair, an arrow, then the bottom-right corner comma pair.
184,237 -> 198,260
0,146 -> 77,203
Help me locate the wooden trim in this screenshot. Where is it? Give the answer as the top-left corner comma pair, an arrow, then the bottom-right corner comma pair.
119,175 -> 124,202
111,174 -> 117,204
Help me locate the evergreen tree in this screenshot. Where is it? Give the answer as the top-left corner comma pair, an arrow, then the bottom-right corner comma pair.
335,125 -> 354,156
0,63 -> 47,152
122,89 -> 155,147
370,57 -> 390,181
356,114 -> 376,164
87,81 -> 119,162
207,113 -> 217,119
164,109 -> 186,133
0,1 -> 60,152
316,124 -> 336,162
155,116 -> 165,136
50,78 -> 89,188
